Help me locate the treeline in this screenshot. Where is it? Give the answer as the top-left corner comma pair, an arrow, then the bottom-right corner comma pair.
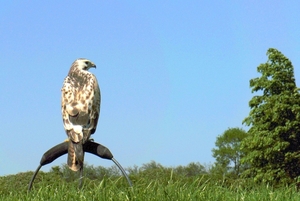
45,160 -> 252,188
5,160 -> 298,200
49,161 -> 210,182
1,160 -> 249,196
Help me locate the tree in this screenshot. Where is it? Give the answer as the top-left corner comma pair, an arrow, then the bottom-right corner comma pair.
212,127 -> 247,177
126,165 -> 140,176
242,48 -> 300,184
174,162 -> 207,177
140,160 -> 163,171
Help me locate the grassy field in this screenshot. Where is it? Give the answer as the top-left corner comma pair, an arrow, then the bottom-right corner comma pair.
1,167 -> 300,200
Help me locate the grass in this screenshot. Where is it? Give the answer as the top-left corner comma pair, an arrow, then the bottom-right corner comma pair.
1,168 -> 300,200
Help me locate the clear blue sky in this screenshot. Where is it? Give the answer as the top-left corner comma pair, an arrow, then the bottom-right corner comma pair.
1,1 -> 300,176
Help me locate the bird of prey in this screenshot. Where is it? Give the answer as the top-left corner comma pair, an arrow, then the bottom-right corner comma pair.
61,58 -> 101,172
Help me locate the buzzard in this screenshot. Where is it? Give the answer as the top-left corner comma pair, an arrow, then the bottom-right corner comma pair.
61,58 -> 101,171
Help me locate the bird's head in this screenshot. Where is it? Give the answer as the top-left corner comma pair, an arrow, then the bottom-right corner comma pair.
68,58 -> 97,75
75,58 -> 96,70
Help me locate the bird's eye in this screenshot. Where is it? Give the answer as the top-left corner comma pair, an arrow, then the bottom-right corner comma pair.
85,61 -> 89,65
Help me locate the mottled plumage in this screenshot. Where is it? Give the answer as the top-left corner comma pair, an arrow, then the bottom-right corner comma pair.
61,58 -> 100,171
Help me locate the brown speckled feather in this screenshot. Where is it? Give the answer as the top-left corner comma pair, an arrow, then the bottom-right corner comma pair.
61,59 -> 100,171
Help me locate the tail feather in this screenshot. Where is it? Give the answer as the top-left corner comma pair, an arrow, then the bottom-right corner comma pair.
67,140 -> 84,171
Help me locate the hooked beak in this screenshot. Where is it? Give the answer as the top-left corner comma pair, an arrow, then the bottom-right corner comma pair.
91,62 -> 96,68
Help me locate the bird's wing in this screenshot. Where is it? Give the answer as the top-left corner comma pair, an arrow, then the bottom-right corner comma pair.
61,76 -> 76,132
89,75 -> 101,135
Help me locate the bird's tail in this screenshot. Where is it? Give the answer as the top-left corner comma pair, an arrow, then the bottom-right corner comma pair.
67,140 -> 84,171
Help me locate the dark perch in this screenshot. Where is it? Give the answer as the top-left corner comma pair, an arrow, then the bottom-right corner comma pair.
28,141 -> 132,191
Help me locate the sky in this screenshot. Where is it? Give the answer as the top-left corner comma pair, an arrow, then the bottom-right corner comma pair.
1,1 -> 300,176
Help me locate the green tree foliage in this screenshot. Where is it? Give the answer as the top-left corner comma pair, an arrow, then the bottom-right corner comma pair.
140,160 -> 164,171
174,162 -> 207,177
126,165 -> 139,176
212,128 -> 247,177
242,48 -> 300,184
